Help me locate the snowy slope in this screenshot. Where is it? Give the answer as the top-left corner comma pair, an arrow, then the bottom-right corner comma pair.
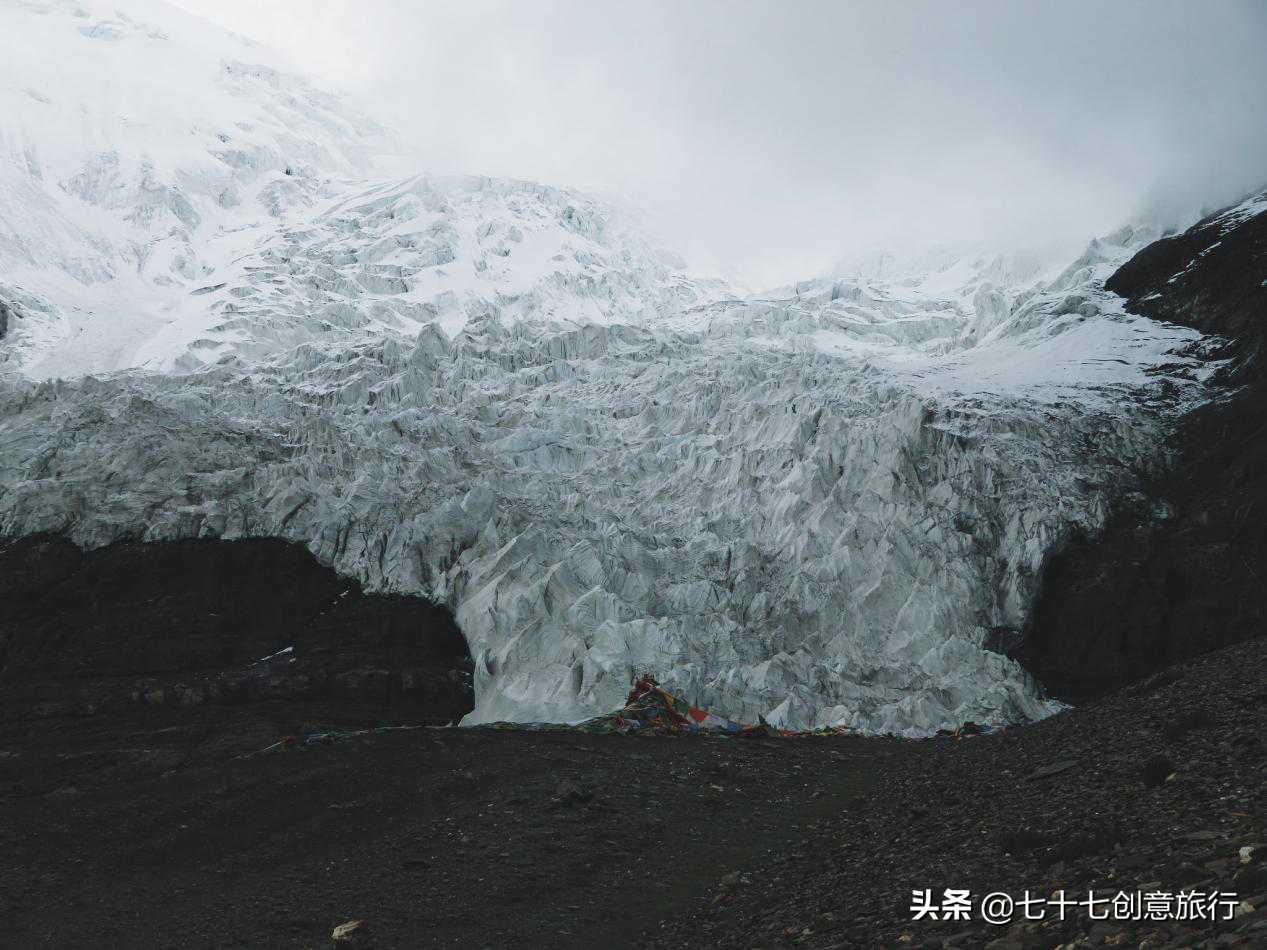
0,0 -> 1222,734
0,0 -> 722,378
0,0 -> 397,376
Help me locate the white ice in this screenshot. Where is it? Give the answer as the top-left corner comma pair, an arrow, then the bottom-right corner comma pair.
0,0 -> 1238,735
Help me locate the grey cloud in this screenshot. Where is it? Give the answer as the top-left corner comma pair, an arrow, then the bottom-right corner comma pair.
173,0 -> 1267,285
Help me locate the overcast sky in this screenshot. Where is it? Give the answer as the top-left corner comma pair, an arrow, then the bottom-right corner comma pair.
171,0 -> 1267,287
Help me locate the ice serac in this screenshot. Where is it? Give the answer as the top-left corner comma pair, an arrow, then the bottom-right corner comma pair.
0,0 -> 1219,734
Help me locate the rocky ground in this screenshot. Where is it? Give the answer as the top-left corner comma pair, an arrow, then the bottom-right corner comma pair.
4,634 -> 1265,949
650,635 -> 1267,950
0,710 -> 906,949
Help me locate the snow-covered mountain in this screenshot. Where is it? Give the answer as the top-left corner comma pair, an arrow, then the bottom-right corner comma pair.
0,0 -> 1222,733
0,0 -> 724,378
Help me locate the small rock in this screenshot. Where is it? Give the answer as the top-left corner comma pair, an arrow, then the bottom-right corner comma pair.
331,919 -> 371,948
1140,756 -> 1175,787
1027,760 -> 1078,781
553,779 -> 592,807
1184,830 -> 1226,842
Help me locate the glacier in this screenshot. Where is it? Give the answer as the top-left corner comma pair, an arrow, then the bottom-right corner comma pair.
0,0 -> 1219,734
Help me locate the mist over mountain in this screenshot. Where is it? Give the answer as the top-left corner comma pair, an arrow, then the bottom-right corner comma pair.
168,0 -> 1267,288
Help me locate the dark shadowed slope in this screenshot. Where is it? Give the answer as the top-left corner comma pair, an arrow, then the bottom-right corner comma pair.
0,537 -> 473,796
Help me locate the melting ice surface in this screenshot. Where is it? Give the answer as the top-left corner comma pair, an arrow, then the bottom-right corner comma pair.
0,0 -> 1221,734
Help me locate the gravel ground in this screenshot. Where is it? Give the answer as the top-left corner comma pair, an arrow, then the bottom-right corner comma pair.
4,631 -> 1263,949
0,709 -> 907,949
650,637 -> 1267,950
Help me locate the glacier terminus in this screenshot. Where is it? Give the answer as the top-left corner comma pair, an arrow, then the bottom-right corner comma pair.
0,0 -> 1225,735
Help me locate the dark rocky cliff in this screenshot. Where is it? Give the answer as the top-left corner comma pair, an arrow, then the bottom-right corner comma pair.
0,536 -> 473,726
1017,193 -> 1267,698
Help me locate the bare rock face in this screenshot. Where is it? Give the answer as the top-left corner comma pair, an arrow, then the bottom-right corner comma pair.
1108,193 -> 1267,349
1017,192 -> 1267,698
0,537 -> 474,725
